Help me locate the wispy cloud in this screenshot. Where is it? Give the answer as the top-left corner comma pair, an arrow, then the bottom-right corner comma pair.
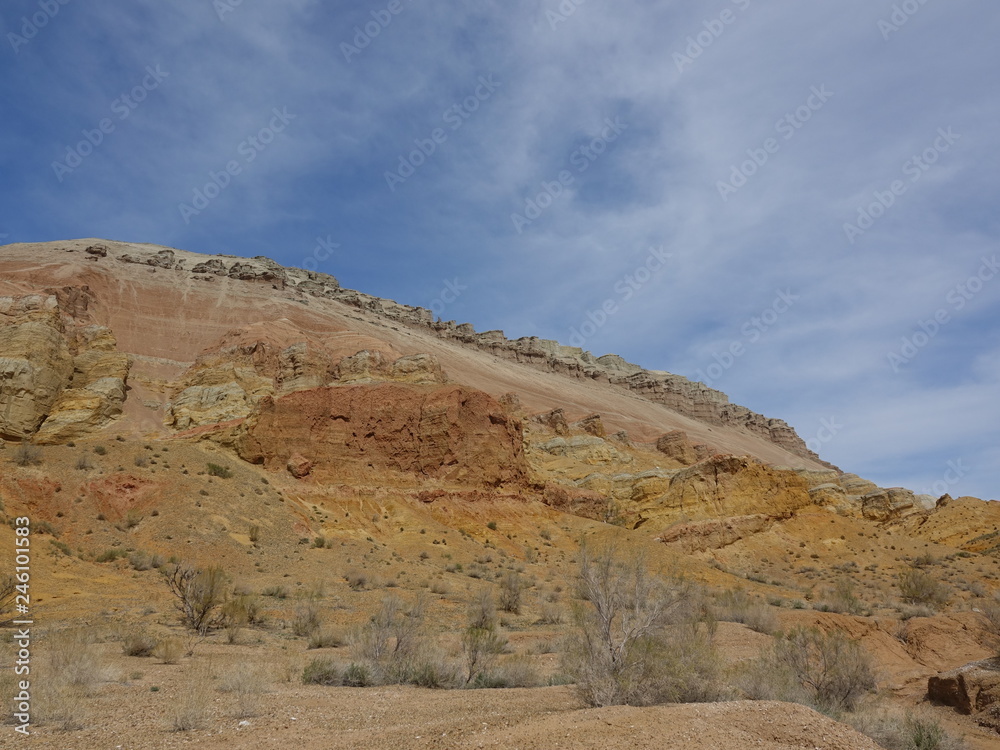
1,0 -> 998,499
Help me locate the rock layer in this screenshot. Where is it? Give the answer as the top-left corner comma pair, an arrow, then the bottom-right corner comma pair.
236,383 -> 526,487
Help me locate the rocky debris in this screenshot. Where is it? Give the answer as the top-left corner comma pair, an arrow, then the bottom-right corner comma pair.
85,244 -> 108,257
532,407 -> 569,435
498,391 -> 521,413
286,454 -> 312,478
542,481 -> 610,521
631,455 -> 812,531
335,350 -> 446,385
609,429 -> 630,445
809,483 -> 853,513
119,248 -> 181,270
537,435 -> 634,467
572,413 -> 606,438
191,258 -> 228,275
655,514 -> 777,551
928,658 -> 1000,718
276,341 -> 337,393
227,261 -> 287,287
861,487 -> 917,522
655,429 -> 699,465
166,363 -> 274,430
236,383 -> 527,486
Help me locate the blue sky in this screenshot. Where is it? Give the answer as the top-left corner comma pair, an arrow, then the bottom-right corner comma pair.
2,1 -> 998,500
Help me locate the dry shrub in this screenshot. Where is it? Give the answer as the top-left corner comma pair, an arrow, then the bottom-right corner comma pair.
217,662 -> 271,718
13,440 -> 41,466
302,657 -> 340,685
120,626 -> 158,657
308,627 -> 346,650
163,563 -> 229,634
33,629 -> 111,730
153,637 -> 185,664
845,705 -> 967,750
714,588 -> 778,634
170,664 -> 212,731
898,567 -> 950,610
562,545 -> 718,707
739,626 -> 876,714
292,601 -> 322,637
498,571 -> 524,614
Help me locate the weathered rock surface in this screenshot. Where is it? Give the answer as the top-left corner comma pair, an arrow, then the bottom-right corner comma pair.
0,294 -> 129,441
928,658 -> 1000,716
861,487 -> 917,522
236,383 -> 526,486
655,429 -> 699,465
639,455 -> 812,530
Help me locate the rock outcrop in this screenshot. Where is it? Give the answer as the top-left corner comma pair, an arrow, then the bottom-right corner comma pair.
0,293 -> 129,441
861,487 -> 917,522
236,383 -> 527,486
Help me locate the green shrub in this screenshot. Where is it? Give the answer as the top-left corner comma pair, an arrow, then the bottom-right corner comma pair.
206,463 -> 233,479
898,567 -> 950,610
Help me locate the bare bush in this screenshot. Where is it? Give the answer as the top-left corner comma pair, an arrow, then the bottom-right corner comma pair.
351,594 -> 435,684
163,563 -> 229,634
561,545 -> 718,707
120,626 -> 157,657
292,601 -> 322,638
498,571 -> 524,614
772,627 -> 877,713
217,662 -> 271,719
153,637 -> 184,665
13,440 -> 41,467
714,588 -> 777,634
898,567 -> 950,610
845,705 -> 967,750
171,664 -> 212,731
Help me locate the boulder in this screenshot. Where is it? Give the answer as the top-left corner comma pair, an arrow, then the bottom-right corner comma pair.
862,487 -> 916,522
655,430 -> 698,465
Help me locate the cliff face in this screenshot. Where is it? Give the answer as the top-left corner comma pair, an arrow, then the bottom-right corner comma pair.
321,281 -> 829,467
0,239 -> 826,470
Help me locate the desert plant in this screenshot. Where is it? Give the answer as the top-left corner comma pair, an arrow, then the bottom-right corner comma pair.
75,454 -> 95,471
561,545 -> 717,707
170,664 -> 211,731
845,705 -> 967,750
163,563 -> 229,634
302,657 -> 340,685
93,445 -> 107,455
714,588 -> 778,634
498,571 -> 523,614
153,637 -> 184,664
217,662 -> 270,718
292,601 -> 322,637
898,567 -> 950,610
206,462 -> 233,478
120,626 -> 158,657
13,439 -> 41,467
248,524 -> 261,545
346,570 -> 368,591
308,627 -> 346,650
772,627 -> 877,713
